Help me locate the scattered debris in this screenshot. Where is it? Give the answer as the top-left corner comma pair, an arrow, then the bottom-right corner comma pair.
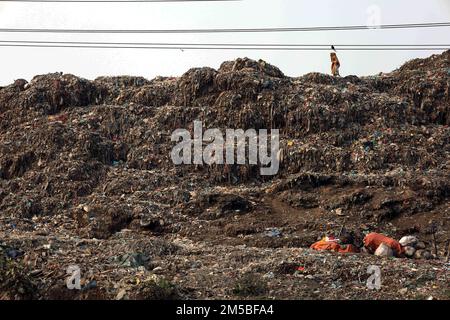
404,246 -> 416,258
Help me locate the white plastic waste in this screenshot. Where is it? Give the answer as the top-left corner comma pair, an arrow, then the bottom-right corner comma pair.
374,243 -> 393,257
399,236 -> 418,247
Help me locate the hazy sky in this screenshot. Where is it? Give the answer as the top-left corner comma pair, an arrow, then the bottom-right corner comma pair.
0,0 -> 449,85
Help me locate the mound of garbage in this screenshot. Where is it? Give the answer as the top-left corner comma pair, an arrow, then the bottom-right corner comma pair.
0,51 -> 448,300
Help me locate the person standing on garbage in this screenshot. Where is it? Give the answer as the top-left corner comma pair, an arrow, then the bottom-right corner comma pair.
330,45 -> 341,77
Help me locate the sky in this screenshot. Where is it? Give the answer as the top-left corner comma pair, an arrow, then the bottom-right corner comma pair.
0,0 -> 449,85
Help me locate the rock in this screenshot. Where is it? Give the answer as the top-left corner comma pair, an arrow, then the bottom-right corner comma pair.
414,250 -> 432,260
415,242 -> 426,250
403,246 -> 416,258
374,243 -> 394,257
398,288 -> 408,295
399,236 -> 418,247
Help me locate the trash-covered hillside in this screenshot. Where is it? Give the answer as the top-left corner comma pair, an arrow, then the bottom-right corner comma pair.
0,50 -> 449,300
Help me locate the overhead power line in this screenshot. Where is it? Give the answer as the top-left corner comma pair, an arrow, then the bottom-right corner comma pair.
0,43 -> 448,51
0,22 -> 449,34
0,40 -> 449,47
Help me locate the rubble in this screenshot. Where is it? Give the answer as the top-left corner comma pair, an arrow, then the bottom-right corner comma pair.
414,250 -> 433,260
400,236 -> 419,247
0,50 -> 449,299
404,246 -> 416,258
374,243 -> 394,257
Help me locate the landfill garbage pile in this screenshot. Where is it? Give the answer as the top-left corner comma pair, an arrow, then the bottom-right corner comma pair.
0,51 -> 448,300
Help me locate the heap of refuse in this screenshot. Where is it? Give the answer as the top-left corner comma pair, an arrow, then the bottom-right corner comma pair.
0,51 -> 448,300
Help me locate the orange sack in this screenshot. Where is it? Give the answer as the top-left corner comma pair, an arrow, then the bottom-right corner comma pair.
310,238 -> 359,253
363,232 -> 403,256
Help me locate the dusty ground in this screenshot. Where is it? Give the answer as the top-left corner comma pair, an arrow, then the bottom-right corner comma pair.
0,51 -> 449,300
